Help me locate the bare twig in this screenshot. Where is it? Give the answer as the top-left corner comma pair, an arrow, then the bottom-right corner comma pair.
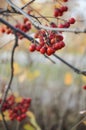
21,0 -> 35,9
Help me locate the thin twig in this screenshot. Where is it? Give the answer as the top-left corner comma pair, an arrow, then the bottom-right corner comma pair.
21,0 -> 35,9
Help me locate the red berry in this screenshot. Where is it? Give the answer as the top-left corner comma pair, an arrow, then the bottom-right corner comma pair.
29,44 -> 36,52
50,22 -> 57,28
53,42 -> 61,50
21,114 -> 26,120
59,41 -> 65,48
64,22 -> 70,28
69,18 -> 76,24
40,47 -> 47,54
54,8 -> 62,17
1,28 -> 5,33
24,103 -> 29,109
82,85 -> 86,90
61,6 -> 68,12
47,47 -> 55,56
24,18 -> 28,24
58,24 -> 64,28
27,98 -> 32,103
21,108 -> 27,113
50,38 -> 56,45
16,116 -> 22,122
56,35 -> 64,41
36,45 -> 42,51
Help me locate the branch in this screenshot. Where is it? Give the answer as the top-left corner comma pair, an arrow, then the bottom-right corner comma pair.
1,112 -> 9,130
0,33 -> 18,130
21,0 -> 35,9
6,0 -> 86,34
0,18 -> 37,43
0,33 -> 18,110
53,54 -> 86,76
0,18 -> 86,76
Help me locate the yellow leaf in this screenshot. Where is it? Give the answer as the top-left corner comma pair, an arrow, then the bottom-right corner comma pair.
15,97 -> 22,103
83,121 -> 86,125
14,63 -> 22,75
64,72 -> 73,85
26,111 -> 35,119
4,111 -> 10,121
33,70 -> 40,78
26,111 -> 41,130
82,76 -> 86,82
24,124 -> 35,130
0,114 -> 2,121
27,70 -> 40,81
0,111 -> 10,121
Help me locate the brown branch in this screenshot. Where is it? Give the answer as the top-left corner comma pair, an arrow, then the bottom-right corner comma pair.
0,33 -> 18,130
1,112 -> 9,130
53,54 -> 86,76
21,0 -> 35,9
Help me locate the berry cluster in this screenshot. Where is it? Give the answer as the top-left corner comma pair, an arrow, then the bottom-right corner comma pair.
0,95 -> 31,122
0,17 -> 31,39
29,29 -> 65,56
54,0 -> 68,17
58,17 -> 76,28
29,0 -> 76,56
0,0 -> 76,57
54,6 -> 68,17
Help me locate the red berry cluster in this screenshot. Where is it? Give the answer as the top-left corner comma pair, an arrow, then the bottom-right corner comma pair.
0,95 -> 31,122
0,17 -> 31,39
54,6 -> 68,17
29,0 -> 76,56
58,17 -> 76,28
29,29 -> 65,56
53,0 -> 68,17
